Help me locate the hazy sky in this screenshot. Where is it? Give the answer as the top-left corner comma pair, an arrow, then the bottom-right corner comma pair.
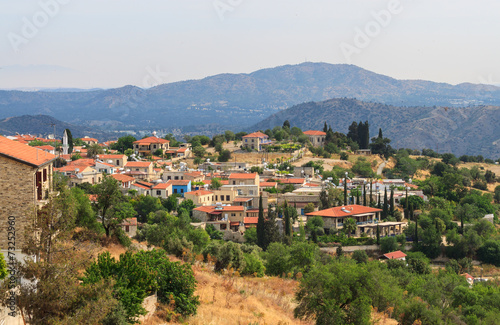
1,0 -> 500,89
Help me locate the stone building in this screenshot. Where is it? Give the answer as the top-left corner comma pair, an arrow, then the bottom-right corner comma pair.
0,136 -> 56,250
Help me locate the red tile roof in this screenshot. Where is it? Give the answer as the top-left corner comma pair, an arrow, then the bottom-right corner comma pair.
242,132 -> 268,138
229,173 -> 258,179
34,145 -> 55,151
133,136 -> 169,144
185,189 -> 213,196
98,154 -> 126,159
244,217 -> 259,224
82,137 -> 98,143
153,182 -> 172,190
111,174 -> 135,183
234,197 -> 253,202
132,183 -> 151,190
0,136 -> 56,167
462,273 -> 474,280
382,251 -> 407,260
126,161 -> 152,168
306,204 -> 382,218
121,217 -> 137,226
170,180 -> 191,186
194,206 -> 217,213
303,130 -> 326,136
184,171 -> 203,177
279,178 -> 305,184
304,183 -> 320,187
260,182 -> 278,187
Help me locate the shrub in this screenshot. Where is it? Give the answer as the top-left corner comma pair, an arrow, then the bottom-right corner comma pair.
352,250 -> 369,264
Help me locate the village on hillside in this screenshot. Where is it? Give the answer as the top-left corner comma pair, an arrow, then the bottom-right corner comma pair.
1,120 -> 500,324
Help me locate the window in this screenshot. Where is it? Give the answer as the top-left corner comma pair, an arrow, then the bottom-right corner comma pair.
43,168 -> 47,182
233,181 -> 236,185
221,196 -> 224,201
167,176 -> 171,180
226,195 -> 230,201
156,190 -> 161,195
249,190 -> 253,195
180,189 -> 184,193
174,189 -> 178,194
117,160 -> 120,165
215,195 -> 218,201
153,145 -> 156,149
174,176 -> 179,180
125,225 -> 129,232
231,213 -> 236,217
245,139 -> 247,142
251,139 -> 254,142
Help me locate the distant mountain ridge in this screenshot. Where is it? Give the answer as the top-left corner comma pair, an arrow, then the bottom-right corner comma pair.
0,115 -> 118,141
251,98 -> 500,158
1,62 -> 500,130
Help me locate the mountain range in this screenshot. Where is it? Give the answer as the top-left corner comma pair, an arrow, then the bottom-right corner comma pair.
1,62 -> 499,157
252,98 -> 500,158
1,62 -> 500,131
0,115 -> 118,141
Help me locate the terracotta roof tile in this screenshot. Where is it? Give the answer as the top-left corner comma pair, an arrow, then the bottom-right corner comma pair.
171,180 -> 191,186
111,174 -> 136,183
242,132 -> 268,138
303,130 -> 327,136
229,173 -> 258,179
0,136 -> 56,167
133,136 -> 169,144
126,161 -> 152,168
153,182 -> 172,190
383,251 -> 407,260
306,204 -> 382,218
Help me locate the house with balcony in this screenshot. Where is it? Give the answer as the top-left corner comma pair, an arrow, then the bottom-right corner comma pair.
306,204 -> 382,236
111,173 -> 136,189
125,161 -> 155,181
303,130 -> 326,147
0,136 -> 56,251
133,136 -> 170,156
242,132 -> 272,152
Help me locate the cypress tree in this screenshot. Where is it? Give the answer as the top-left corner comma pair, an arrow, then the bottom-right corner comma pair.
363,183 -> 367,206
377,192 -> 381,209
323,122 -> 328,133
284,201 -> 291,238
257,194 -> 266,249
344,174 -> 348,206
376,225 -> 380,245
370,181 -> 373,206
382,187 -> 388,219
378,128 -> 383,139
389,187 -> 394,217
415,216 -> 418,245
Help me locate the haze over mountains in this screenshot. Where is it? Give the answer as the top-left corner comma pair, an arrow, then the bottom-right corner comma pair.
0,62 -> 499,157
252,98 -> 500,158
1,62 -> 500,129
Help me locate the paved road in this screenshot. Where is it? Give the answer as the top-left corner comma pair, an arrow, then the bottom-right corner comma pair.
377,160 -> 387,175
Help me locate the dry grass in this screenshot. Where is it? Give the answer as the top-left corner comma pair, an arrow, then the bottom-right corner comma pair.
165,265 -> 312,325
141,260 -> 401,325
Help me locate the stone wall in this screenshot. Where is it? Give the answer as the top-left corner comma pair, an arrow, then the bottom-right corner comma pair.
0,156 -> 37,250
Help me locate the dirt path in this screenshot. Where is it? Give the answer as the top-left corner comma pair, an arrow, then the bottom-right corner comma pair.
377,160 -> 387,175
